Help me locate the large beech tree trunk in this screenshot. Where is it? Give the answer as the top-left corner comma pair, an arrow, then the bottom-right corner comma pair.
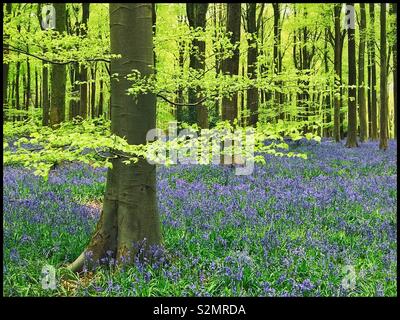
68,3 -> 161,273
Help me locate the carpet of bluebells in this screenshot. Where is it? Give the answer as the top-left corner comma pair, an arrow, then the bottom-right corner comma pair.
3,139 -> 397,296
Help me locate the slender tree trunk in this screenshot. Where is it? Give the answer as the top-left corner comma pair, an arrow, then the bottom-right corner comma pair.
42,62 -> 50,126
36,3 -> 50,125
333,4 -> 341,142
345,3 -> 358,148
176,15 -> 185,124
34,67 -> 38,109
99,73 -> 104,117
25,56 -> 31,119
358,3 -> 367,142
369,4 -> 378,140
379,4 -> 388,150
246,3 -> 258,126
49,3 -> 66,126
91,65 -> 97,118
392,3 -> 397,139
367,44 -> 372,135
79,3 -> 90,119
324,27 -> 332,137
68,3 -> 161,273
272,3 -> 283,121
187,3 -> 209,128
15,61 -> 20,121
3,3 -> 12,115
221,3 -> 241,124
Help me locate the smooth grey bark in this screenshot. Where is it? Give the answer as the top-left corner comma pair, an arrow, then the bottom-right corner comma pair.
68,3 -> 161,272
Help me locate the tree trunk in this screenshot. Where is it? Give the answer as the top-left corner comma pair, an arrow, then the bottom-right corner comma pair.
68,3 -> 161,273
367,42 -> 372,135
345,3 -> 358,148
79,3 -> 90,119
392,3 -> 397,139
221,3 -> 241,124
369,3 -> 378,140
379,4 -> 388,150
34,67 -> 38,109
272,3 -> 283,121
49,3 -> 66,126
25,56 -> 31,120
176,15 -> 185,124
187,3 -> 209,128
358,3 -> 367,142
324,27 -> 332,138
15,61 -> 20,121
246,3 -> 258,126
99,75 -> 104,117
42,62 -> 50,126
3,3 -> 12,114
91,65 -> 97,118
333,4 -> 341,142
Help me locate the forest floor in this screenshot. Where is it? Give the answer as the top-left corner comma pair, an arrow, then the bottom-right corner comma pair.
3,139 -> 397,296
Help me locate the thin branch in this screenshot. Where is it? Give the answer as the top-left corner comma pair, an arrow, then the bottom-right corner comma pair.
156,94 -> 207,107
4,44 -> 111,65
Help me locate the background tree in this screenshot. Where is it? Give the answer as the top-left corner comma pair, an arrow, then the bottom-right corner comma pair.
379,4 -> 388,150
358,3 -> 367,142
186,3 -> 209,129
79,3 -> 90,119
221,3 -> 241,124
245,3 -> 261,126
3,3 -> 12,112
49,3 -> 66,126
345,3 -> 358,148
391,3 -> 397,139
333,4 -> 343,142
36,3 -> 50,126
272,3 -> 283,121
368,3 -> 378,140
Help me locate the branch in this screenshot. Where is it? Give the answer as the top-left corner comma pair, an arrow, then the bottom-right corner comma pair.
156,94 -> 208,107
4,44 -> 111,65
